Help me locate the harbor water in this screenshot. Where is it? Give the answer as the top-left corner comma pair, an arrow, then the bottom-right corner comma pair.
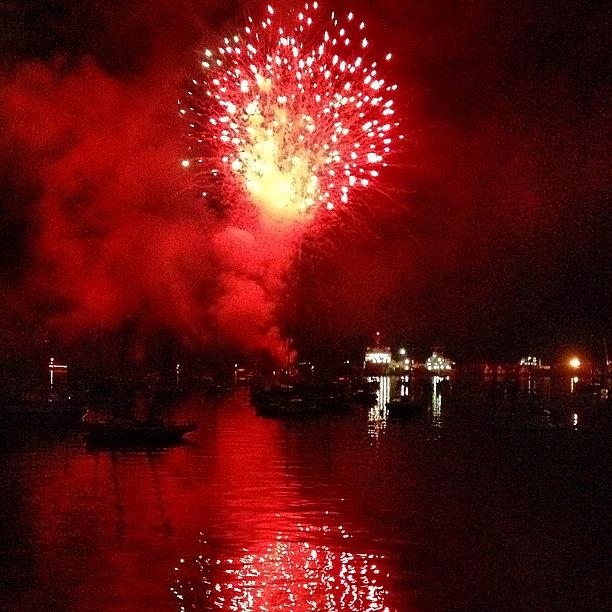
0,378 -> 608,611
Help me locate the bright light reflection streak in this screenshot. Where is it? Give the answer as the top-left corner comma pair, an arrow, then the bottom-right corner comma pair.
399,375 -> 409,397
431,376 -> 444,428
570,376 -> 579,393
170,523 -> 390,610
367,376 -> 389,439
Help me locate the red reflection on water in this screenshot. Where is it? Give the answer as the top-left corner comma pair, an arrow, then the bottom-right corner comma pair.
22,395 -> 399,610
168,400 -> 393,610
171,524 -> 390,610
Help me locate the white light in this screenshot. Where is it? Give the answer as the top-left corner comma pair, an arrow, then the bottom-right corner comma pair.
365,351 -> 392,364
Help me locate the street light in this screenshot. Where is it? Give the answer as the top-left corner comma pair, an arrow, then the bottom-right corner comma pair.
398,348 -> 406,356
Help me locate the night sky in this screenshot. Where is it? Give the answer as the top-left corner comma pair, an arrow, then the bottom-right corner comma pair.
0,0 -> 609,369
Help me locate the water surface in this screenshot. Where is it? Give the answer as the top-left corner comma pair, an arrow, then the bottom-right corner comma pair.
0,381 -> 608,610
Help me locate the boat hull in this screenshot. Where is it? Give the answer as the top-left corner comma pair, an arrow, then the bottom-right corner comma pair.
387,399 -> 426,418
83,421 -> 197,445
254,397 -> 323,417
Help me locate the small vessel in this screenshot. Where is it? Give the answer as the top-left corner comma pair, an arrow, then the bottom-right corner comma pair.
257,396 -> 323,417
352,388 -> 378,405
386,396 -> 426,418
82,410 -> 197,445
363,333 -> 393,376
251,384 -> 323,417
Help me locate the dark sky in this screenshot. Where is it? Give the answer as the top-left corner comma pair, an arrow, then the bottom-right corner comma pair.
0,0 -> 609,367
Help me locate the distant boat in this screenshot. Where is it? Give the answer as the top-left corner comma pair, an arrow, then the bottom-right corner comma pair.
250,384 -> 325,417
386,396 -> 426,418
363,346 -> 393,375
256,396 -> 323,417
352,388 -> 378,405
82,410 -> 197,445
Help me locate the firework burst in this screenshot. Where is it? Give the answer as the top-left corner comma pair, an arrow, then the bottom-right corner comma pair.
181,2 -> 401,220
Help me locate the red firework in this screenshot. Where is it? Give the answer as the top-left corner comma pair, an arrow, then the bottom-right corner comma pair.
180,2 -> 401,220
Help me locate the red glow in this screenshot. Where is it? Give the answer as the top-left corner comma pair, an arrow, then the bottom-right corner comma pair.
1,60 -> 299,359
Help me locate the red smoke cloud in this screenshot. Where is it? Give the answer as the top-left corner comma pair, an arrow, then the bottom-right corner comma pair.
211,224 -> 302,361
0,57 -> 302,362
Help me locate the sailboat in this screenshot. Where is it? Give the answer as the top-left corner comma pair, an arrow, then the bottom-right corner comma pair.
82,408 -> 197,444
82,384 -> 197,446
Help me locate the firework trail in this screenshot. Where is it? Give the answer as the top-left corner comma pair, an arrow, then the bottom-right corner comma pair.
181,2 -> 401,220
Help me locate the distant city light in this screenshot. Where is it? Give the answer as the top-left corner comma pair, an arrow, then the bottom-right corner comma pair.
425,352 -> 454,372
569,357 -> 581,369
364,351 -> 391,364
520,356 -> 540,367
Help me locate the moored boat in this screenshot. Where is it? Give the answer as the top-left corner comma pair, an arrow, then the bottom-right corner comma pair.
250,384 -> 324,417
386,396 -> 426,418
352,388 -> 378,405
82,410 -> 197,444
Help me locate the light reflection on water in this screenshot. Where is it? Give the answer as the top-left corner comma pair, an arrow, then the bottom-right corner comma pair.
367,376 -> 390,439
0,383 -> 607,611
169,391 -> 395,609
171,522 -> 390,610
431,376 -> 444,428
399,376 -> 410,397
366,375 -> 451,436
